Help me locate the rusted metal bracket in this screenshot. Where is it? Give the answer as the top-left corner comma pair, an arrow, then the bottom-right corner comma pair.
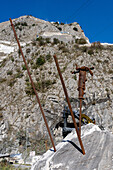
9,18 -> 56,152
54,55 -> 85,155
71,64 -> 94,136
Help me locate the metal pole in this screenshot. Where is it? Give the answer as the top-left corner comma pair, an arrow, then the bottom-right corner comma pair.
9,18 -> 56,152
53,55 -> 85,155
79,99 -> 82,136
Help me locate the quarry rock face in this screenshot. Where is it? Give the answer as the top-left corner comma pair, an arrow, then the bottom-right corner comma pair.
31,124 -> 113,170
0,15 -> 113,156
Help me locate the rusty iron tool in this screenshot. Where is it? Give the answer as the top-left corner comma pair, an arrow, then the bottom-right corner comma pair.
54,55 -> 85,155
71,64 -> 94,136
9,18 -> 56,152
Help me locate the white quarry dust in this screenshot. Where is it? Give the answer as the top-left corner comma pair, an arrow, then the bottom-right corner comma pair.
0,40 -> 26,53
0,42 -> 14,54
0,40 -> 26,62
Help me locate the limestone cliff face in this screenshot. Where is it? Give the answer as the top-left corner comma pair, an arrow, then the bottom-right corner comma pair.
0,15 -> 113,154
0,15 -> 88,43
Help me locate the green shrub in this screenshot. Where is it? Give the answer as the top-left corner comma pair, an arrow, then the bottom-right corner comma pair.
52,79 -> 56,84
36,36 -> 45,46
36,55 -> 46,67
21,22 -> 28,26
39,79 -> 56,91
46,38 -> 51,43
25,81 -> 40,95
25,84 -> 35,95
46,54 -> 52,61
88,49 -> 94,55
10,56 -> 14,62
60,41 -> 64,44
22,64 -> 27,70
32,41 -> 36,46
36,36 -> 42,41
73,75 -> 77,80
36,77 -> 40,81
31,64 -> 37,69
17,26 -> 22,31
35,51 -> 39,56
7,70 -> 13,75
14,72 -> 23,78
7,78 -> 16,87
59,45 -> 69,53
25,76 -> 29,82
30,60 -> 34,65
62,47 -> 69,53
32,24 -> 35,26
0,58 -> 7,68
0,113 -> 3,121
54,22 -> 59,25
0,77 -> 6,83
25,79 -> 56,95
14,22 -> 23,31
26,48 -> 31,53
75,38 -> 87,44
44,80 -> 51,87
61,66 -> 67,73
108,69 -> 113,74
53,38 -> 60,44
48,71 -> 52,74
97,59 -> 101,63
18,49 -> 21,55
59,45 -> 64,50
81,46 -> 87,52
39,40 -> 45,46
14,22 -> 21,27
16,68 -> 21,72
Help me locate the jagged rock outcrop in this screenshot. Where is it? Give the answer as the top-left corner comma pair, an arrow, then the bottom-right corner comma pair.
0,15 -> 88,43
31,124 -> 113,170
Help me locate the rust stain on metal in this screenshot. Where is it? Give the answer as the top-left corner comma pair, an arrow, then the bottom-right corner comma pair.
72,64 -> 94,136
54,55 -> 85,155
9,18 -> 56,152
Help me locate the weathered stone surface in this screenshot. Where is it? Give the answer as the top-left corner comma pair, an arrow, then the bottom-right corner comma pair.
32,124 -> 113,170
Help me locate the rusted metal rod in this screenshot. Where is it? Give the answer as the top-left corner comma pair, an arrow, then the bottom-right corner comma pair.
79,99 -> 82,136
9,18 -> 56,152
53,55 -> 85,155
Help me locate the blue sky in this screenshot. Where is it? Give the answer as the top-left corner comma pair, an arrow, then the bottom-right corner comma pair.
1,0 -> 113,43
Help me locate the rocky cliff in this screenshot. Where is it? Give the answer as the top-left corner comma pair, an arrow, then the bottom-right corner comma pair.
0,15 -> 113,155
